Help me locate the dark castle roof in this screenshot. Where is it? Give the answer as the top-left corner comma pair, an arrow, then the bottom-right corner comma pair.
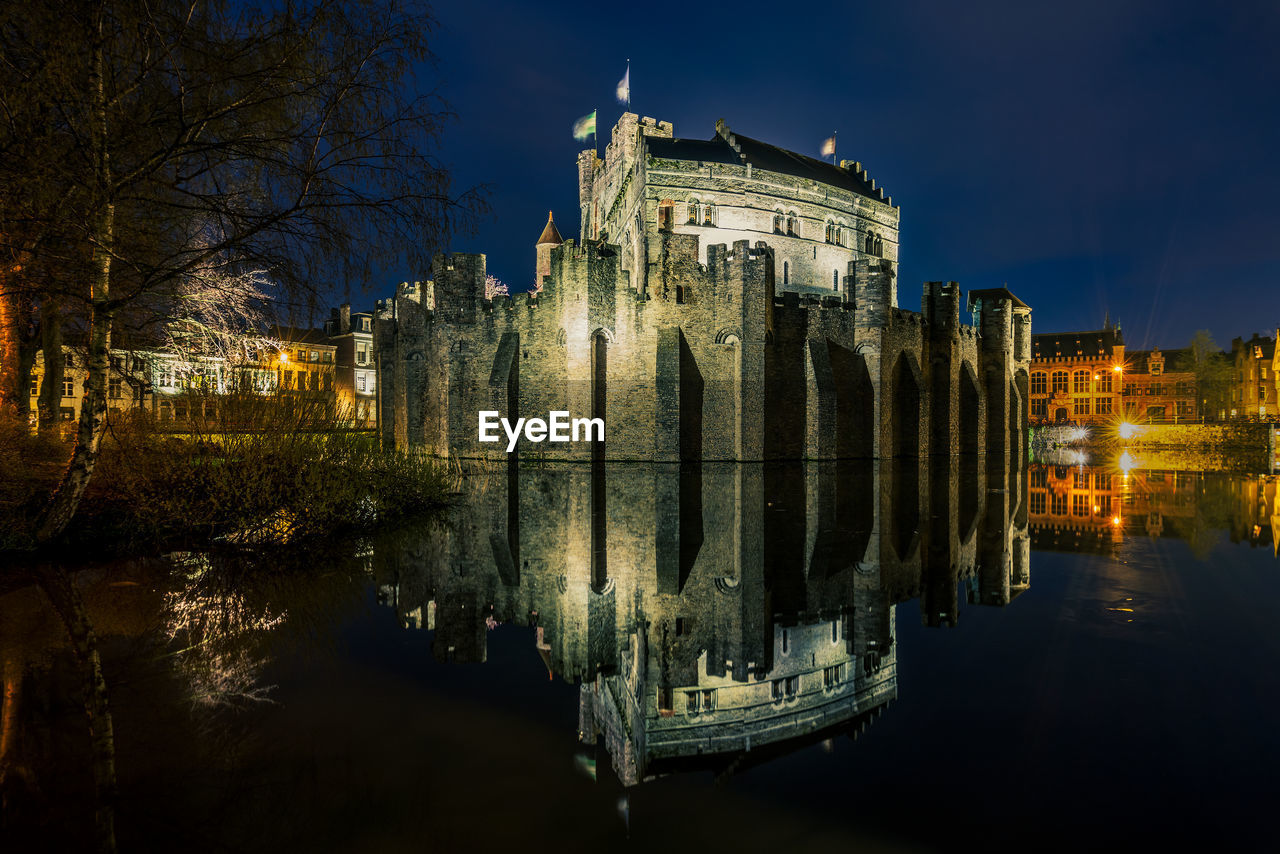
1125,348 -> 1196,374
1032,327 -> 1124,359
536,211 -> 563,246
967,287 -> 1029,310
646,129 -> 887,204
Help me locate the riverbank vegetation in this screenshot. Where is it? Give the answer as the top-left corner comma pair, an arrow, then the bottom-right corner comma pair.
0,399 -> 455,556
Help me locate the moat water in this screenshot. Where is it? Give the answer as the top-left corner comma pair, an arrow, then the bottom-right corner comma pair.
3,457 -> 1278,851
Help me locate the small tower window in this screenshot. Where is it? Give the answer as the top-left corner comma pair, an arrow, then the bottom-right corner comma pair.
786,211 -> 799,236
874,236 -> 884,256
687,199 -> 700,224
865,232 -> 875,253
773,210 -> 785,233
833,269 -> 839,290
703,202 -> 715,226
825,221 -> 834,243
783,261 -> 789,285
834,225 -> 842,246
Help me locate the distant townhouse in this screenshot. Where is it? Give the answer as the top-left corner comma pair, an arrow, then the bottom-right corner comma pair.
1228,333 -> 1277,420
323,303 -> 377,427
264,325 -> 337,399
1120,347 -> 1198,422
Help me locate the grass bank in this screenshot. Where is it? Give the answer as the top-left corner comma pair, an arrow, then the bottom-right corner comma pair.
0,400 -> 456,556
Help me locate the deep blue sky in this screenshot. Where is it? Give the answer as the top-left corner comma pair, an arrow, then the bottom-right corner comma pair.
372,0 -> 1280,349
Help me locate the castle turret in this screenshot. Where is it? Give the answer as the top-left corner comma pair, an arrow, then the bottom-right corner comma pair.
535,211 -> 563,289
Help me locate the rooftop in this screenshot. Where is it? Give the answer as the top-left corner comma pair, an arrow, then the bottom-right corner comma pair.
1032,327 -> 1124,359
645,122 -> 889,205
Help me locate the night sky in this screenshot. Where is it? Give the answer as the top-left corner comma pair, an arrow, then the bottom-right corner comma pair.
360,0 -> 1280,350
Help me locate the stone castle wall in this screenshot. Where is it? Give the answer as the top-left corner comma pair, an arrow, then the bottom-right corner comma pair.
375,231 -> 1030,463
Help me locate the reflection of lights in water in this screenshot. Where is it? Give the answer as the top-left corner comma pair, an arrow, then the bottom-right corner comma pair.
1112,516 -> 1122,525
1119,451 -> 1136,472
1069,427 -> 1089,443
1118,421 -> 1139,440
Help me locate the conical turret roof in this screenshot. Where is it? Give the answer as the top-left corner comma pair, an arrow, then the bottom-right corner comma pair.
536,211 -> 563,246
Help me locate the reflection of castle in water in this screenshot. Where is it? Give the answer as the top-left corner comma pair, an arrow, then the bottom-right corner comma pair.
373,454 -> 1030,784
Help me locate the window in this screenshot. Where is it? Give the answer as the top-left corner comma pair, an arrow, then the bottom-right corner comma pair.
1052,371 -> 1068,393
1097,495 -> 1112,516
785,676 -> 798,698
361,317 -> 371,332
29,376 -> 37,396
825,221 -> 835,243
1072,494 -> 1088,516
310,350 -> 319,363
62,379 -> 74,397
356,344 -> 369,365
771,680 -> 785,702
833,269 -> 839,290
108,378 -> 122,399
703,202 -> 715,226
1031,373 -> 1047,394
823,665 -> 844,689
1098,372 -> 1112,393
1030,491 -> 1046,514
1096,397 -> 1113,414
687,199 -> 700,225
786,211 -> 799,236
1095,473 -> 1111,490
865,233 -> 874,253
1031,399 -> 1047,418
1030,468 -> 1048,488
781,628 -> 790,654
783,261 -> 789,286
1051,493 -> 1068,515
1074,469 -> 1088,489
1149,383 -> 1164,396
1074,398 -> 1090,415
1176,400 -> 1194,416
322,352 -> 333,363
658,200 -> 674,231
1073,370 -> 1090,393
357,374 -> 366,392
833,225 -> 842,246
773,210 -> 785,234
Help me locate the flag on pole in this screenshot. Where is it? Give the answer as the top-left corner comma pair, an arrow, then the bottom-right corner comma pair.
616,61 -> 630,105
573,110 -> 597,142
820,133 -> 836,159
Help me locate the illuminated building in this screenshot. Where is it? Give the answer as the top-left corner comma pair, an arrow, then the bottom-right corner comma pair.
1121,347 -> 1198,422
1028,320 -> 1124,424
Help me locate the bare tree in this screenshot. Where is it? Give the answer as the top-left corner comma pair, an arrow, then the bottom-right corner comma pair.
1,0 -> 481,543
1,4 -> 481,850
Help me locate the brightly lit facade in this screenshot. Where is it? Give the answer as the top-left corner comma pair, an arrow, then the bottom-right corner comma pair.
1029,322 -> 1125,425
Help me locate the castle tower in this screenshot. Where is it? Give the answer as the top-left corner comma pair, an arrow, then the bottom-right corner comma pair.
535,210 -> 563,289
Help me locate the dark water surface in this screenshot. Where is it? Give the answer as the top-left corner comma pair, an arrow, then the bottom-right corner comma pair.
3,458 -> 1278,851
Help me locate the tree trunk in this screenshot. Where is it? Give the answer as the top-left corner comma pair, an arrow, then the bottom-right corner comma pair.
0,287 -> 32,416
35,0 -> 114,545
37,296 -> 64,431
35,564 -> 117,854
0,650 -> 24,788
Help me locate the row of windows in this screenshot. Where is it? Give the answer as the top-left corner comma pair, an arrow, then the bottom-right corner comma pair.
1029,491 -> 1113,517
1030,370 -> 1115,394
1030,397 -> 1113,417
1029,469 -> 1111,490
1122,382 -> 1194,396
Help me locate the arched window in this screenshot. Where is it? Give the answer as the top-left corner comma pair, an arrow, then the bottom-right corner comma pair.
786,211 -> 799,236
874,236 -> 884,256
783,261 -> 789,285
865,232 -> 875,253
834,225 -> 843,246
1031,372 -> 1047,394
1051,370 -> 1068,394
687,199 -> 700,224
703,202 -> 715,226
1073,370 -> 1090,394
773,210 -> 784,234
825,221 -> 834,243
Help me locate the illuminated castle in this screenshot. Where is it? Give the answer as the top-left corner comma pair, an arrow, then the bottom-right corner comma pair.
376,113 -> 1032,463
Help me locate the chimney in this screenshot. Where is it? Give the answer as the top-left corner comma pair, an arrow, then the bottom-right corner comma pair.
339,303 -> 352,334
